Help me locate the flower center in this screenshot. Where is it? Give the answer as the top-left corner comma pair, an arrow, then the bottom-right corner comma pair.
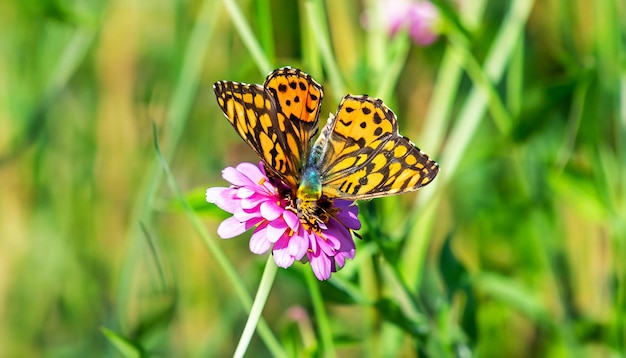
264,166 -> 338,233
295,196 -> 338,233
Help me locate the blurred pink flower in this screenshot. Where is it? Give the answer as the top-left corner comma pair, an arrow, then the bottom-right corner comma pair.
206,162 -> 360,280
366,0 -> 440,46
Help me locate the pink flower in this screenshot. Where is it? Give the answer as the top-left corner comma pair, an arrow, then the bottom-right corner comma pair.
364,0 -> 440,46
206,162 -> 360,280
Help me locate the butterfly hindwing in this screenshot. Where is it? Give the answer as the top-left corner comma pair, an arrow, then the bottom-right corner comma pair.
213,68 -> 324,187
315,95 -> 439,200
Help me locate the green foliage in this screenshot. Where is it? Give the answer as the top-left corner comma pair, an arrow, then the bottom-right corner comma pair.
1,0 -> 624,356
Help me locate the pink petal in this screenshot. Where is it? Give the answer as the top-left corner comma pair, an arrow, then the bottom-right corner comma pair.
206,187 -> 227,203
233,207 -> 261,222
407,2 -> 439,45
244,216 -> 264,230
333,199 -> 355,209
273,236 -> 296,268
236,187 -> 256,199
316,235 -> 336,257
260,200 -> 283,221
309,251 -> 332,280
288,233 -> 308,260
283,210 -> 300,231
325,219 -> 353,249
334,249 -> 355,268
324,234 -> 341,250
240,194 -> 265,210
217,217 -> 248,238
213,190 -> 241,213
249,223 -> 272,254
222,166 -> 254,186
334,254 -> 346,268
266,219 -> 288,243
307,230 -> 318,252
261,180 -> 278,194
335,207 -> 361,230
236,162 -> 267,184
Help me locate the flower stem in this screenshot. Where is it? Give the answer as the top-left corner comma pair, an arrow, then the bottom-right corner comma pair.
305,268 -> 336,358
234,255 -> 279,358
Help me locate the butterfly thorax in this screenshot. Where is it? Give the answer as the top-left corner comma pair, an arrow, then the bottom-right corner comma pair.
295,157 -> 325,227
297,162 -> 322,199
296,147 -> 334,230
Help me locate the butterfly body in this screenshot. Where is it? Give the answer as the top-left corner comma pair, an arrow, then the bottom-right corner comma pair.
296,148 -> 328,226
214,67 -> 439,231
298,163 -> 322,201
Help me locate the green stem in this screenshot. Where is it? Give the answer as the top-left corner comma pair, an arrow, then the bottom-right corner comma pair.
506,35 -> 524,118
364,0 -> 387,84
447,28 -> 513,135
222,0 -> 273,75
256,0 -> 276,64
298,0 -> 322,77
305,268 -> 336,357
304,0 -> 345,96
374,32 -> 411,100
47,29 -> 94,95
418,47 -> 463,152
234,255 -> 279,358
555,77 -> 591,170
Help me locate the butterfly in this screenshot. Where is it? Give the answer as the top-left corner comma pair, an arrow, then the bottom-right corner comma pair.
213,67 -> 439,227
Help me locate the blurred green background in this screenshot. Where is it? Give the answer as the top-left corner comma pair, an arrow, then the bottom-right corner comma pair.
1,0 -> 625,356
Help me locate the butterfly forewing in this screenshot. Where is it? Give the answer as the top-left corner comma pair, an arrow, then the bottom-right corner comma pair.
315,95 -> 439,200
264,68 -> 323,131
263,68 -> 324,173
213,68 -> 324,187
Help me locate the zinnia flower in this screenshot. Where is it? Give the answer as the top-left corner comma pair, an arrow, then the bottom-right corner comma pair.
363,0 -> 441,46
206,162 -> 360,280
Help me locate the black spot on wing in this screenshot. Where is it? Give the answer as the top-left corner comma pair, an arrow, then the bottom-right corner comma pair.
354,137 -> 366,148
